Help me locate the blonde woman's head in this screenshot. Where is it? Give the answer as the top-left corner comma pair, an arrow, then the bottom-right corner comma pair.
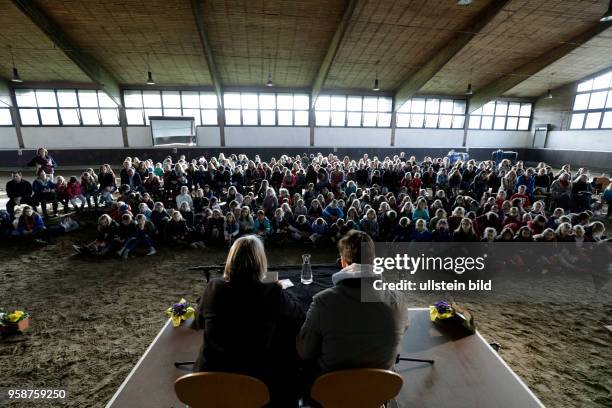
223,236 -> 268,284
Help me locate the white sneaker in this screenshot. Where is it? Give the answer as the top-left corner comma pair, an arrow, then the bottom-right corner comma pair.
117,248 -> 124,257
147,248 -> 157,256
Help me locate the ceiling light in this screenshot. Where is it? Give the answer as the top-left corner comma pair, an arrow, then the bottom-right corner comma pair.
266,72 -> 274,87
146,71 -> 155,85
372,78 -> 380,91
9,45 -> 23,83
11,67 -> 23,83
545,89 -> 553,99
465,83 -> 473,95
457,0 -> 473,5
601,0 -> 612,22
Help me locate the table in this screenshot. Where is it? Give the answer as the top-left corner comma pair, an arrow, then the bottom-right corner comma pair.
105,308 -> 544,408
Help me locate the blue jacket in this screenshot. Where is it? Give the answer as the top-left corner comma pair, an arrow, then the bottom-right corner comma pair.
515,175 -> 535,194
411,230 -> 431,242
412,208 -> 430,222
17,213 -> 45,234
33,178 -> 54,194
322,205 -> 344,223
311,220 -> 328,235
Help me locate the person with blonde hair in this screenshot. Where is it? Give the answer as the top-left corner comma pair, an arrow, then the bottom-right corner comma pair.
194,236 -> 304,407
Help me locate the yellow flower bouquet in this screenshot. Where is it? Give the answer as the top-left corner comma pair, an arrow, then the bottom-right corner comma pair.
166,299 -> 195,327
0,309 -> 31,336
429,301 -> 475,334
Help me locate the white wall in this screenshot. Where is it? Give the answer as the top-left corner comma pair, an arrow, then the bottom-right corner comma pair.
466,130 -> 531,148
0,125 -> 607,152
127,127 -> 151,147
0,127 -> 19,148
544,129 -> 612,152
315,127 -> 391,147
225,126 -> 310,147
21,127 -> 123,148
395,129 -> 462,147
196,126 -> 221,147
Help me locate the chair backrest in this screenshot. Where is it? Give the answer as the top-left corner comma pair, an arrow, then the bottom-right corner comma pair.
175,372 -> 270,408
311,369 -> 403,408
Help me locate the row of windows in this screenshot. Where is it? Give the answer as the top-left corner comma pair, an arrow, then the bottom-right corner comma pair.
224,92 -> 309,126
314,95 -> 391,127
8,88 -> 538,131
396,98 -> 465,129
15,89 -> 119,126
570,69 -> 612,130
124,90 -> 218,126
468,101 -> 531,130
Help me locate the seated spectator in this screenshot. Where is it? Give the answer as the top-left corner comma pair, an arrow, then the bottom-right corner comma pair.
411,218 -> 431,242
223,212 -> 239,246
33,170 -> 58,217
322,199 -> 344,224
118,213 -> 157,259
6,171 -> 33,215
254,210 -> 271,239
73,214 -> 119,256
194,236 -> 304,407
453,218 -> 479,242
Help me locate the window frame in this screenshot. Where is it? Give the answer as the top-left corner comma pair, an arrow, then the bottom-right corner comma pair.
395,97 -> 466,129
467,100 -> 532,131
14,88 -> 121,127
569,70 -> 612,130
222,91 -> 310,127
315,94 -> 392,128
124,90 -> 219,127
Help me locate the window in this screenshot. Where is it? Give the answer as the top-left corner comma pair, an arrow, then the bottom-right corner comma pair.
222,92 -> 309,126
15,88 -> 119,126
124,90 -> 218,126
315,95 -> 391,127
0,108 -> 13,125
570,69 -> 612,129
396,97 -> 465,129
468,100 -> 531,131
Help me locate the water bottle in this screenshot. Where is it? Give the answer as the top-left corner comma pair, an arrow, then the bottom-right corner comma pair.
301,254 -> 313,285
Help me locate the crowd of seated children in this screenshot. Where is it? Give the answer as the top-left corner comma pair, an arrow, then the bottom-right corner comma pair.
3,150 -> 610,253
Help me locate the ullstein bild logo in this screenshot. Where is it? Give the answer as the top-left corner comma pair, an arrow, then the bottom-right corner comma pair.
372,253 -> 487,275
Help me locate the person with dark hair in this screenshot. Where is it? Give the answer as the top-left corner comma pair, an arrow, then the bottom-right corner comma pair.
194,236 -> 305,407
6,171 -> 33,215
298,230 -> 408,378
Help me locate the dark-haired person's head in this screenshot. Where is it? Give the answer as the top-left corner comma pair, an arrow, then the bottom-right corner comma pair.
223,235 -> 267,284
11,171 -> 22,182
338,230 -> 375,267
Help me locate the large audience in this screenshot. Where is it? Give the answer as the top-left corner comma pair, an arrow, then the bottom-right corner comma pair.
2,147 -> 611,253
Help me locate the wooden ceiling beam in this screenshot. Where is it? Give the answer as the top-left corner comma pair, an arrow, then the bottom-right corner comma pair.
393,0 -> 511,111
10,0 -> 122,106
191,0 -> 224,108
310,0 -> 358,109
468,21 -> 612,113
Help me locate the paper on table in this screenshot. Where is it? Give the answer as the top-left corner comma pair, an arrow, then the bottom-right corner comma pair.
279,279 -> 294,290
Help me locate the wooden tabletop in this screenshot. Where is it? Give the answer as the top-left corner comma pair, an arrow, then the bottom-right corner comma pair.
105,308 -> 544,408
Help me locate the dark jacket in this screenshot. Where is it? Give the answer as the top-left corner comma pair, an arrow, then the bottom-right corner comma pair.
194,278 -> 304,406
6,179 -> 33,200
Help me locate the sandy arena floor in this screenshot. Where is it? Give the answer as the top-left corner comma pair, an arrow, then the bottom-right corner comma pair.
0,227 -> 610,408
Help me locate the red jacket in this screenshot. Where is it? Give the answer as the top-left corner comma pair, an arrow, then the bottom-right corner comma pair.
67,181 -> 82,198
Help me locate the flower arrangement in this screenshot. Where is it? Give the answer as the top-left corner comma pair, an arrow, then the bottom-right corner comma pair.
166,299 -> 195,327
429,301 -> 476,333
0,309 -> 31,335
430,301 -> 455,321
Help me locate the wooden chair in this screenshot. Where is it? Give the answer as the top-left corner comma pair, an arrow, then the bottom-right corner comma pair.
174,372 -> 270,408
311,369 -> 403,408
